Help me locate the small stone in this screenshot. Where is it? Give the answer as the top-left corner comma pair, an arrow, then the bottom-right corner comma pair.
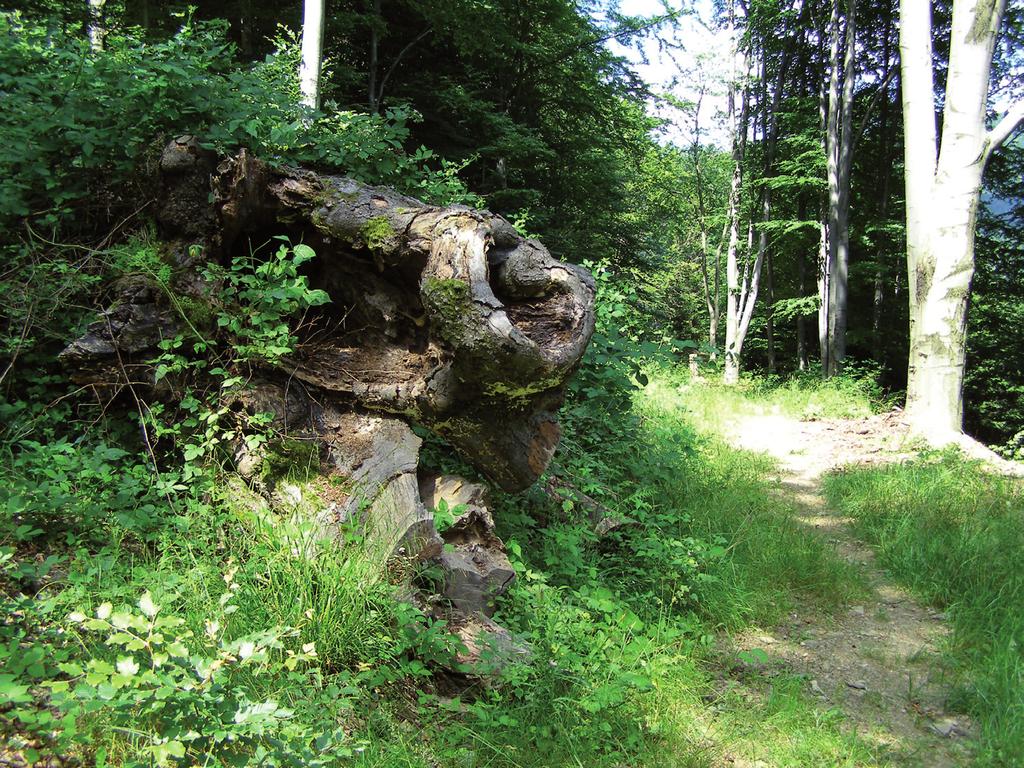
846,680 -> 867,690
810,679 -> 826,697
279,483 -> 303,505
929,718 -> 962,738
849,605 -> 866,616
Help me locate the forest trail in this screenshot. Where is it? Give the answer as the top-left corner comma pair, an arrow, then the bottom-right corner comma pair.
722,411 -> 975,767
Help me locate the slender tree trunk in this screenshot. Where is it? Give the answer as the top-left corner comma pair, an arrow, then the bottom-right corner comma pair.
755,40 -> 792,377
367,0 -> 381,113
798,248 -> 809,371
87,0 -> 106,51
723,81 -> 751,386
827,0 -> 855,376
691,95 -> 724,362
818,51 -> 832,372
766,251 -> 776,373
824,0 -> 856,377
900,0 -> 1022,440
239,0 -> 254,56
797,195 -> 810,371
723,0 -> 750,386
817,217 -> 829,369
873,93 -> 894,363
299,0 -> 325,110
699,228 -> 722,354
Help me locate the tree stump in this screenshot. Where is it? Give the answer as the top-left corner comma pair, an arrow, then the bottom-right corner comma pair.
62,138 -> 596,666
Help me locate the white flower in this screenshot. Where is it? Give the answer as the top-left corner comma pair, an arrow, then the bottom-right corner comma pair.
138,592 -> 159,618
116,657 -> 140,676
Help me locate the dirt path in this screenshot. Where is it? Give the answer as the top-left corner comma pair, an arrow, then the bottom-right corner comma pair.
724,411 -> 974,767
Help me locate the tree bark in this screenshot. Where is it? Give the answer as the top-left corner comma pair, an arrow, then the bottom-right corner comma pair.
299,0 -> 325,109
723,0 -> 754,386
367,0 -> 381,113
797,194 -> 810,371
825,0 -> 856,378
87,0 -> 106,52
900,0 -> 1021,440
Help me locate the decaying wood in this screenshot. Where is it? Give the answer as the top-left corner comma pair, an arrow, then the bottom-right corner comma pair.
195,148 -> 595,492
61,137 -> 596,668
420,474 -> 515,616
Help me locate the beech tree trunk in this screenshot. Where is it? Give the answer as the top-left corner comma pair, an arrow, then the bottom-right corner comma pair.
900,0 -> 1022,440
723,93 -> 748,386
827,0 -> 855,377
824,0 -> 856,378
87,0 -> 106,51
722,1 -> 758,386
690,89 -> 724,361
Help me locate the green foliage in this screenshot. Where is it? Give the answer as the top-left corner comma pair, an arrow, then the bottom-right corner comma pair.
824,455 -> 1024,766
148,238 -> 328,478
207,240 -> 329,364
772,294 -> 820,322
965,167 -> 1024,456
566,261 -> 695,438
0,12 -> 475,238
106,234 -> 175,286
0,439 -> 168,544
54,582 -> 352,767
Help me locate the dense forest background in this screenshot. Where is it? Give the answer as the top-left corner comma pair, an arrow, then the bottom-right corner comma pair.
2,1 -> 1024,766
5,0 -> 1022,452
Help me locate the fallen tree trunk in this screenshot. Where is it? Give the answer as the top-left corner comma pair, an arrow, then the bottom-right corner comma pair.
195,142 -> 595,492
62,137 -> 596,664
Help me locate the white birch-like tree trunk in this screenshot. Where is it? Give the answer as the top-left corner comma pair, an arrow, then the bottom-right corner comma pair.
899,0 -> 1023,440
723,79 -> 751,386
299,0 -> 326,109
722,0 -> 760,386
87,0 -> 106,52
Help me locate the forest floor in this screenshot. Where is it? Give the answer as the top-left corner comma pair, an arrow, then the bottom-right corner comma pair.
717,408 -> 978,767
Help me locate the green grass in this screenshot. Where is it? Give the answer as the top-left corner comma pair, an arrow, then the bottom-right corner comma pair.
681,367 -> 880,427
823,453 -> 1024,766
2,361 -> 887,767
637,370 -> 868,624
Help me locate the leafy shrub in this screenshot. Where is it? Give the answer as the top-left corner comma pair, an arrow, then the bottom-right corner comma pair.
0,439 -> 168,544
0,12 -> 476,238
205,239 -> 330,365
1,562 -> 358,766
145,238 -> 329,479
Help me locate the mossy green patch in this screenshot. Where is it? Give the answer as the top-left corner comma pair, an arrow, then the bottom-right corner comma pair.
259,437 -> 321,484
360,216 -> 395,252
173,294 -> 216,332
422,277 -> 472,346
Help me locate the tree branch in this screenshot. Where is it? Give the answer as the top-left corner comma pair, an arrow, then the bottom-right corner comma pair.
542,9 -> 682,65
854,62 -> 898,147
376,27 -> 433,109
985,100 -> 1024,163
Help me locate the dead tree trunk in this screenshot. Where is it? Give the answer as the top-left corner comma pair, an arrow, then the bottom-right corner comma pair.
62,139 -> 597,665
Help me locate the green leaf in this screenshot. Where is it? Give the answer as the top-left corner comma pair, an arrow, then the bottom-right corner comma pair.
291,243 -> 316,263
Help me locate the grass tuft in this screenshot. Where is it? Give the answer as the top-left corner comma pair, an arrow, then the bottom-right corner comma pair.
824,452 -> 1024,766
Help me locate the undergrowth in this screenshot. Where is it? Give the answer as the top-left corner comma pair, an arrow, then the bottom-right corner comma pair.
0,247 -> 883,765
824,454 -> 1024,767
